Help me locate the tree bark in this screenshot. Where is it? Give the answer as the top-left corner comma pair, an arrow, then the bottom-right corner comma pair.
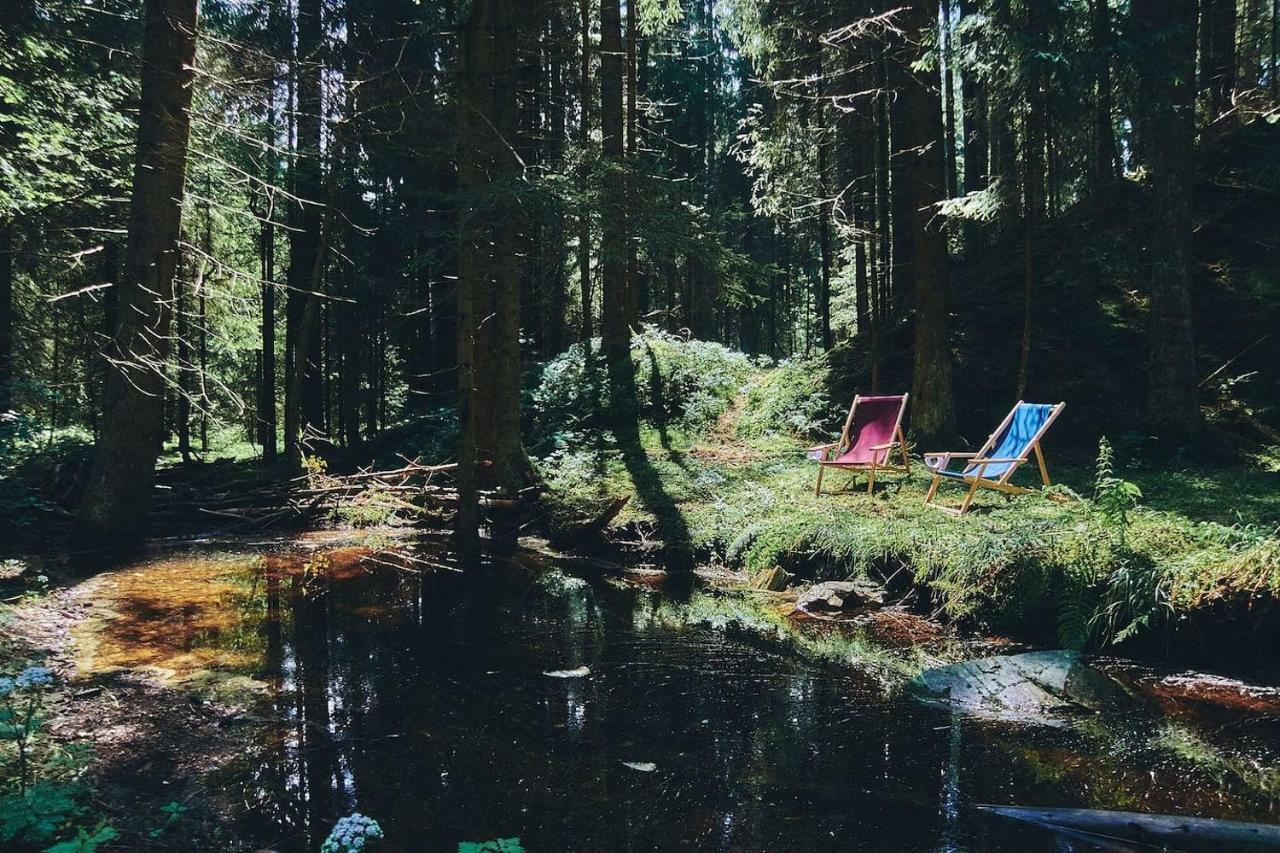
0,222 -> 12,412
79,0 -> 199,535
577,0 -> 593,346
286,0 -> 324,463
456,0 -> 527,559
600,0 -> 628,371
1090,0 -> 1118,189
1199,0 -> 1238,120
904,0 -> 957,440
1136,0 -> 1202,440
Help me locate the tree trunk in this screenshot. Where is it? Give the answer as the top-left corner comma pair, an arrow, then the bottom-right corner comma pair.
960,0 -> 988,253
79,0 -> 199,536
1136,0 -> 1202,440
457,0 -> 527,559
600,0 -> 628,372
817,135 -> 833,351
1199,0 -> 1238,121
941,0 -> 959,201
888,40 -> 915,316
176,245 -> 192,462
0,222 -> 12,412
904,0 -> 957,440
625,0 -> 640,327
578,0 -> 593,346
286,0 -> 324,463
1090,0 -> 1118,189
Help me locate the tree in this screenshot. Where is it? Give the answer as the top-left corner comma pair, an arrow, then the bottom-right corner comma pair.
903,0 -> 956,440
285,0 -> 325,463
455,0 -> 527,558
600,0 -> 629,374
1135,0 -> 1202,441
79,0 -> 199,535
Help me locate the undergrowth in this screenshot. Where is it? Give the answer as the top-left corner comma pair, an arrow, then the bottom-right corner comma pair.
534,334 -> 1280,655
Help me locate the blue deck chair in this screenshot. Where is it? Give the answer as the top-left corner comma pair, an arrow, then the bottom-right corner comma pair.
923,401 -> 1066,515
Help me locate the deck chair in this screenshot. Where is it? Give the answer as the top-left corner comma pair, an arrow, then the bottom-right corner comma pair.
808,394 -> 910,495
923,401 -> 1066,515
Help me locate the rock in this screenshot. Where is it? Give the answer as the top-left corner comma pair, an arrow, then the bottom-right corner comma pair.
749,566 -> 793,591
795,580 -> 885,613
909,650 -> 1127,725
621,761 -> 657,772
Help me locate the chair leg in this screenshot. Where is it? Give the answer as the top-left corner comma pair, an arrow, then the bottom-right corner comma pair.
866,464 -> 877,495
958,481 -> 980,515
1033,443 -> 1051,487
898,427 -> 911,473
925,473 -> 941,505
815,465 -> 825,496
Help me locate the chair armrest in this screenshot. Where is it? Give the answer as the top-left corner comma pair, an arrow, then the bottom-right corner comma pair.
806,442 -> 838,452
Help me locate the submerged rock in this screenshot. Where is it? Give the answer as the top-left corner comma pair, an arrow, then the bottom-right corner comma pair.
909,650 -> 1126,724
795,580 -> 885,613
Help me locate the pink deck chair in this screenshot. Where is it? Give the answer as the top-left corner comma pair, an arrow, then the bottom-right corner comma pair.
807,394 -> 910,495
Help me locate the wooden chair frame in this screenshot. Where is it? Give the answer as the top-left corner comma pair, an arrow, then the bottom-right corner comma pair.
922,401 -> 1065,516
812,394 -> 911,496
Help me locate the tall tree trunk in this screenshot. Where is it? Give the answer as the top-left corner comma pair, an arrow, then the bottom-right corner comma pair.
0,222 -> 12,412
578,0 -> 593,345
989,0 -> 1018,232
1090,0 -> 1118,189
904,0 -> 957,440
1018,1 -> 1047,397
941,0 -> 959,201
79,0 -> 199,535
960,0 -> 987,253
456,0 -> 527,559
599,0 -> 628,372
888,40 -> 915,316
1136,0 -> 1202,440
1200,0 -> 1238,120
625,0 -> 640,327
817,134 -> 833,351
258,0 -> 279,462
176,245 -> 192,462
286,0 -> 324,463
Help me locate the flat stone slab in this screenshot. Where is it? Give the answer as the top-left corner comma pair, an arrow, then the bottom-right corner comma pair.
795,580 -> 886,613
909,650 -> 1125,725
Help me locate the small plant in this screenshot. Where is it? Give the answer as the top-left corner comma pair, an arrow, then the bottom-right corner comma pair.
1092,437 -> 1142,547
321,812 -> 384,853
0,665 -> 55,793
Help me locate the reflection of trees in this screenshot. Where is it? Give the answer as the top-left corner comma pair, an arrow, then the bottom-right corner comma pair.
292,577 -> 340,846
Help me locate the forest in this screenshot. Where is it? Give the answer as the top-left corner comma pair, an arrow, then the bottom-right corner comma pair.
1,0 -> 1279,850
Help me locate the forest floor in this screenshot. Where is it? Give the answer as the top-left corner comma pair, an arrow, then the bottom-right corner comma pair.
540,365 -> 1280,671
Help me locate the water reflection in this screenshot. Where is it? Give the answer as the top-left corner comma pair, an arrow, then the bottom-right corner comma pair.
80,546 -> 1280,851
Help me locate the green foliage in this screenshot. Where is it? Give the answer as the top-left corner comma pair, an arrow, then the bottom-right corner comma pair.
1092,437 -> 1142,547
0,782 -> 82,848
44,822 -> 118,853
528,328 -> 753,454
458,839 -> 524,853
734,359 -> 832,439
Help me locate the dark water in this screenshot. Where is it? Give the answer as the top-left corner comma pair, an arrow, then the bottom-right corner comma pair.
82,542 -> 1280,852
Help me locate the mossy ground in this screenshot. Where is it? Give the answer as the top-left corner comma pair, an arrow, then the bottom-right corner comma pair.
536,334 -> 1280,658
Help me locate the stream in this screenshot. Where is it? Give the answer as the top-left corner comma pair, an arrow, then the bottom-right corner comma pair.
56,538 -> 1280,851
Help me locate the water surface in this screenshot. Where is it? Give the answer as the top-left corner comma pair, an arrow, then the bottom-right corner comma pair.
74,542 -> 1280,851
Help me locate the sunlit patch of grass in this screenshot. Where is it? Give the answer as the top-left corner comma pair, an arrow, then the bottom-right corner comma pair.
540,359 -> 1280,650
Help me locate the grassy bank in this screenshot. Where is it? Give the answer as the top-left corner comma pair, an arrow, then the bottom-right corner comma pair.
537,331 -> 1280,664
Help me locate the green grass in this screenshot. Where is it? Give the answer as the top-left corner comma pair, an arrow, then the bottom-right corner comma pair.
535,339 -> 1280,652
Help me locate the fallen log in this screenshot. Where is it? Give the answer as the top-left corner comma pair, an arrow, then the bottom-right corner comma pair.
976,804 -> 1280,852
